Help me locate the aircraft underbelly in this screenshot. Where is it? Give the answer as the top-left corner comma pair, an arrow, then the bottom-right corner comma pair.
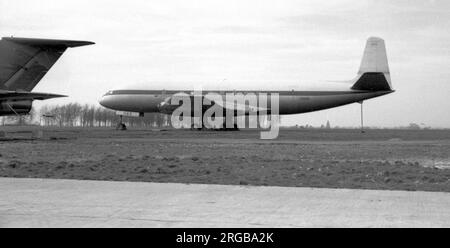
278,93 -> 372,114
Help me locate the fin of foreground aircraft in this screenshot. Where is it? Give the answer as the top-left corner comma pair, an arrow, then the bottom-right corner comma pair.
352,37 -> 393,92
0,37 -> 95,91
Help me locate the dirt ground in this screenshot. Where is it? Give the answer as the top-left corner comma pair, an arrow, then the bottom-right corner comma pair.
1,126 -> 449,192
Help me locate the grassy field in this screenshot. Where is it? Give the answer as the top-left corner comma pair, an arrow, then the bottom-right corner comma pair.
1,126 -> 449,192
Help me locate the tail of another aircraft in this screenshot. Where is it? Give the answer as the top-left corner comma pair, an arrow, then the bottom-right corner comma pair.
0,37 -> 94,116
351,37 -> 393,91
0,37 -> 94,91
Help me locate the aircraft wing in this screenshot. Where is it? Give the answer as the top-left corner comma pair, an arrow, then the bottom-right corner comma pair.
204,95 -> 270,114
157,94 -> 270,115
0,37 -> 94,91
0,90 -> 67,101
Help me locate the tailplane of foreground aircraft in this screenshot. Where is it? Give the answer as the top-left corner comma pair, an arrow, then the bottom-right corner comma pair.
0,37 -> 94,116
99,37 -> 394,129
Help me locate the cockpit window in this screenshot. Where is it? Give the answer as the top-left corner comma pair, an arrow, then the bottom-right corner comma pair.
104,90 -> 114,96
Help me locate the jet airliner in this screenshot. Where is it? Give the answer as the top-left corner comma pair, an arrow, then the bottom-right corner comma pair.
99,37 -> 394,129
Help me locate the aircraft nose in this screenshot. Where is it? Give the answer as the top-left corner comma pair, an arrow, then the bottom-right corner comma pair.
99,95 -> 112,108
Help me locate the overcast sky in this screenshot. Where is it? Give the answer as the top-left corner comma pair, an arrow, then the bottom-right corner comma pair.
1,0 -> 449,128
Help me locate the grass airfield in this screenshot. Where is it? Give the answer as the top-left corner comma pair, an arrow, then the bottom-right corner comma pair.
0,126 -> 449,192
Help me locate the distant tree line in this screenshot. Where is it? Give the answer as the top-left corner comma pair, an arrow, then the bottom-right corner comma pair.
1,103 -> 170,128
1,108 -> 36,126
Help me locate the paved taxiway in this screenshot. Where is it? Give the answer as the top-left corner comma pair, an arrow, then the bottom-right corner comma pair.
0,177 -> 449,227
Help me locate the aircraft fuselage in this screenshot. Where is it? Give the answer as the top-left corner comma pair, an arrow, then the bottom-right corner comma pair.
99,89 -> 393,115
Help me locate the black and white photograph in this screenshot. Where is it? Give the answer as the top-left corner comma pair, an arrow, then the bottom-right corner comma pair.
0,0 -> 449,233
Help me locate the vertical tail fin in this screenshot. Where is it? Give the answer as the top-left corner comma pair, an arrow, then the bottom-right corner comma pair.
352,37 -> 393,91
358,37 -> 389,75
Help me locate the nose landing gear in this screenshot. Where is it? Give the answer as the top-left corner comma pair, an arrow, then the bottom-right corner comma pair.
116,115 -> 127,130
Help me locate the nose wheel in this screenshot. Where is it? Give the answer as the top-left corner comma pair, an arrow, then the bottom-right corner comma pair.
116,115 -> 127,130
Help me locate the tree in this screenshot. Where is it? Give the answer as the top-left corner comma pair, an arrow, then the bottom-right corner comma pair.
37,103 -> 173,128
